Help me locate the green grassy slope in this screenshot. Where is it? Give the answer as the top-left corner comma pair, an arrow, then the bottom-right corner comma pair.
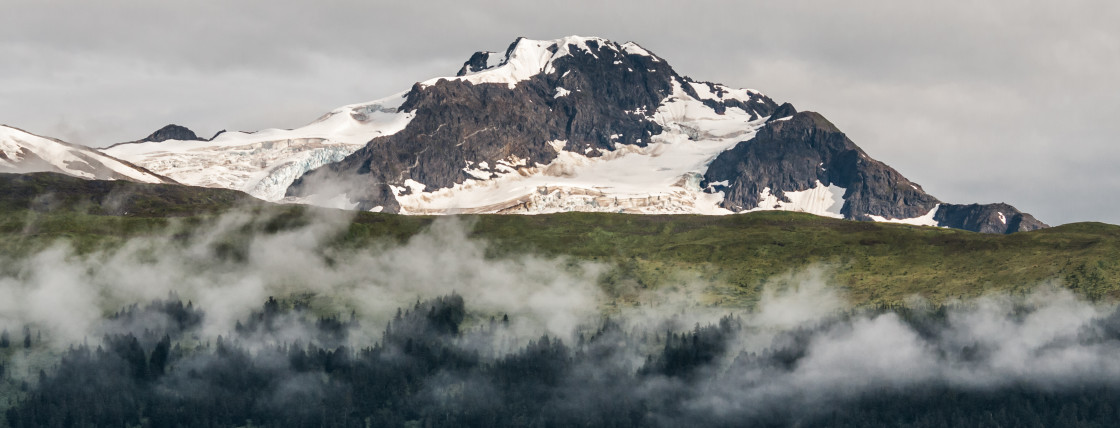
469,213 -> 1120,305
3,172 -> 1119,307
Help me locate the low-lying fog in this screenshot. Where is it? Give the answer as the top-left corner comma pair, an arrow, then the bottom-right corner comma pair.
3,209 -> 1119,426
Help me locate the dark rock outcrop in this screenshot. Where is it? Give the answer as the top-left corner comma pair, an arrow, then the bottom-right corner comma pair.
456,51 -> 500,76
767,103 -> 797,122
703,111 -> 940,221
106,124 -> 207,150
684,80 -> 778,120
935,203 -> 1048,233
141,124 -> 204,143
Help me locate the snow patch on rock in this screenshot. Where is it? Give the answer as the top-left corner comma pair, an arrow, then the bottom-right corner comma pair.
621,42 -> 660,61
868,204 -> 942,227
747,181 -> 847,219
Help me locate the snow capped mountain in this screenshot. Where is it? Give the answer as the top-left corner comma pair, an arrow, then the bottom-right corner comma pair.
290,36 -> 782,214
104,92 -> 415,202
285,35 -> 1044,232
4,35 -> 1046,233
0,125 -> 171,184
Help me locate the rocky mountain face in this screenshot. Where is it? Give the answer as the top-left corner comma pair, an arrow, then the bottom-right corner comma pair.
701,107 -> 1045,232
703,106 -> 940,220
935,203 -> 1047,234
289,37 -> 778,213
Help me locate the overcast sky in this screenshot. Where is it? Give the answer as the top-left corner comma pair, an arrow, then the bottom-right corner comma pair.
2,0 -> 1118,225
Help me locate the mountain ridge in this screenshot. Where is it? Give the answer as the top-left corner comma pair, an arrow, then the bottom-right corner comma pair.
0,124 -> 175,184
103,124 -> 225,150
2,35 -> 1047,233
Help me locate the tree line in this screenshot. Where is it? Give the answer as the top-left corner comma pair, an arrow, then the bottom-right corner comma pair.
6,295 -> 1120,427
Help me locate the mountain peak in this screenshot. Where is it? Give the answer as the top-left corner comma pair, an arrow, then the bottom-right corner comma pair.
455,51 -> 504,76
767,103 -> 797,122
142,124 -> 203,143
434,36 -> 663,90
771,111 -> 841,133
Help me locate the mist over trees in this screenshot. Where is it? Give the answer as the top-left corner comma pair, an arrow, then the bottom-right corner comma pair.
6,294 -> 1120,427
2,214 -> 1120,427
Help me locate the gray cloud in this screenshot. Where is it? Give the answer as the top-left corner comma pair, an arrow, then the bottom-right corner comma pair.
2,0 -> 1118,224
